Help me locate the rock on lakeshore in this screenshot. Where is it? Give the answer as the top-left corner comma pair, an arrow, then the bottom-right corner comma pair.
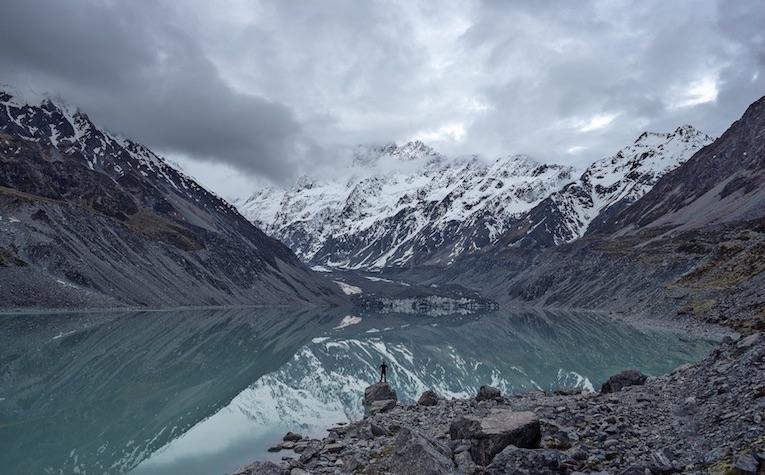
600,368 -> 648,393
363,382 -> 397,405
476,384 -> 501,401
417,389 -> 439,406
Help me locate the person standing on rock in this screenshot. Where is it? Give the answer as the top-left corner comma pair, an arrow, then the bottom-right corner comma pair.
379,360 -> 388,383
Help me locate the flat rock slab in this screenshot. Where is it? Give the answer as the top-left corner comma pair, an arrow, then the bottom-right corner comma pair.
450,408 -> 540,465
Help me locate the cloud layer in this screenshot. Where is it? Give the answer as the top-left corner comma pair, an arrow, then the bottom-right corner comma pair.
1,0 -> 763,193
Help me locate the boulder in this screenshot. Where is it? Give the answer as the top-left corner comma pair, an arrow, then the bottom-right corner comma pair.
418,389 -> 440,406
737,332 -> 763,350
731,453 -> 760,475
370,422 -> 389,437
485,447 -> 565,474
283,431 -> 303,442
476,385 -> 501,401
233,461 -> 285,475
450,408 -> 540,465
391,427 -> 456,474
363,382 -> 397,405
600,369 -> 648,393
368,399 -> 396,414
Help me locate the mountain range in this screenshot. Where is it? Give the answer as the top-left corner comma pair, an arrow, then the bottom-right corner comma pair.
0,88 -> 763,326
238,127 -> 712,270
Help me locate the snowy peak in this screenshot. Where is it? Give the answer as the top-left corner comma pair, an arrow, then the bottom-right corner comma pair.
238,142 -> 575,270
499,125 -> 714,248
352,140 -> 441,167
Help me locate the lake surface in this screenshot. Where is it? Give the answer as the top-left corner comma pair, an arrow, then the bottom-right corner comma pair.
0,308 -> 713,475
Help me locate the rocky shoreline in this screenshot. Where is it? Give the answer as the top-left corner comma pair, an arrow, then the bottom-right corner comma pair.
235,332 -> 764,474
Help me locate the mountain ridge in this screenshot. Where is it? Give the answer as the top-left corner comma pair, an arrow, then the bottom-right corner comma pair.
0,90 -> 345,308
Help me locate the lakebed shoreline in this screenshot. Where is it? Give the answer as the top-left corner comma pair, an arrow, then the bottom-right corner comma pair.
236,324 -> 764,474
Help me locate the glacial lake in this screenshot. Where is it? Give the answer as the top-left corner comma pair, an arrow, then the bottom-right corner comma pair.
0,308 -> 713,475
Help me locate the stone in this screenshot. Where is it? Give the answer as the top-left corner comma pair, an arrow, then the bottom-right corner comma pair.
298,443 -> 321,464
323,442 -> 344,453
450,408 -> 540,465
368,399 -> 396,414
370,422 -> 389,437
391,427 -> 455,474
731,453 -> 759,475
476,385 -> 501,401
737,333 -> 763,350
485,446 -> 565,475
600,369 -> 648,393
454,450 -> 479,475
232,461 -> 285,475
283,431 -> 303,442
267,445 -> 282,453
418,389 -> 440,406
363,382 -> 398,406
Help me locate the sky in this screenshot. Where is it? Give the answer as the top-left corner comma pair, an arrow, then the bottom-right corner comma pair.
1,0 -> 763,200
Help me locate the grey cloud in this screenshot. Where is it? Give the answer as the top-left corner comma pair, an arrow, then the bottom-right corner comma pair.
0,0 -> 763,191
0,0 -> 309,182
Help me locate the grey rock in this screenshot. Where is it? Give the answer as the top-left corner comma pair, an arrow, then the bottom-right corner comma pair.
233,461 -> 285,475
418,389 -> 440,406
391,427 -> 455,474
450,408 -> 540,465
283,431 -> 303,442
476,385 -> 501,401
298,443 -> 321,464
454,450 -> 479,475
731,453 -> 759,475
737,332 -> 763,350
368,399 -> 396,414
363,383 -> 398,406
370,422 -> 389,437
485,446 -> 565,474
600,369 -> 648,393
324,442 -> 344,453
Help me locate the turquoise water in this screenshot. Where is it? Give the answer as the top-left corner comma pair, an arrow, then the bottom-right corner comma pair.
0,308 -> 713,475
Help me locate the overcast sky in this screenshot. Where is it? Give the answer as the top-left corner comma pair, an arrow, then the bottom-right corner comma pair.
1,0 -> 763,199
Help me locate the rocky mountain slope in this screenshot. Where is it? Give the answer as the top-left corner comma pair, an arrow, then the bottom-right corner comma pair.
499,125 -> 713,248
428,95 -> 765,333
0,91 -> 344,308
239,141 -> 576,270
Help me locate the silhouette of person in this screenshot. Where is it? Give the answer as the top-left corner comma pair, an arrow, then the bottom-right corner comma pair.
379,360 -> 388,383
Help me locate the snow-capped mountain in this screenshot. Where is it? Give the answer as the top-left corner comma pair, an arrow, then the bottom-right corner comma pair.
238,141 -> 575,270
0,91 -> 343,307
498,125 -> 714,248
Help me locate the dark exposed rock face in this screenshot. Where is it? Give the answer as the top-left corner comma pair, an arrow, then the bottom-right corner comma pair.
476,384 -> 502,401
417,389 -> 439,406
450,409 -> 541,465
600,369 -> 648,393
0,92 -> 345,308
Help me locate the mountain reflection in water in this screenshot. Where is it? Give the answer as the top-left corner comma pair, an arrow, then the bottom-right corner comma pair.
0,308 -> 713,475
